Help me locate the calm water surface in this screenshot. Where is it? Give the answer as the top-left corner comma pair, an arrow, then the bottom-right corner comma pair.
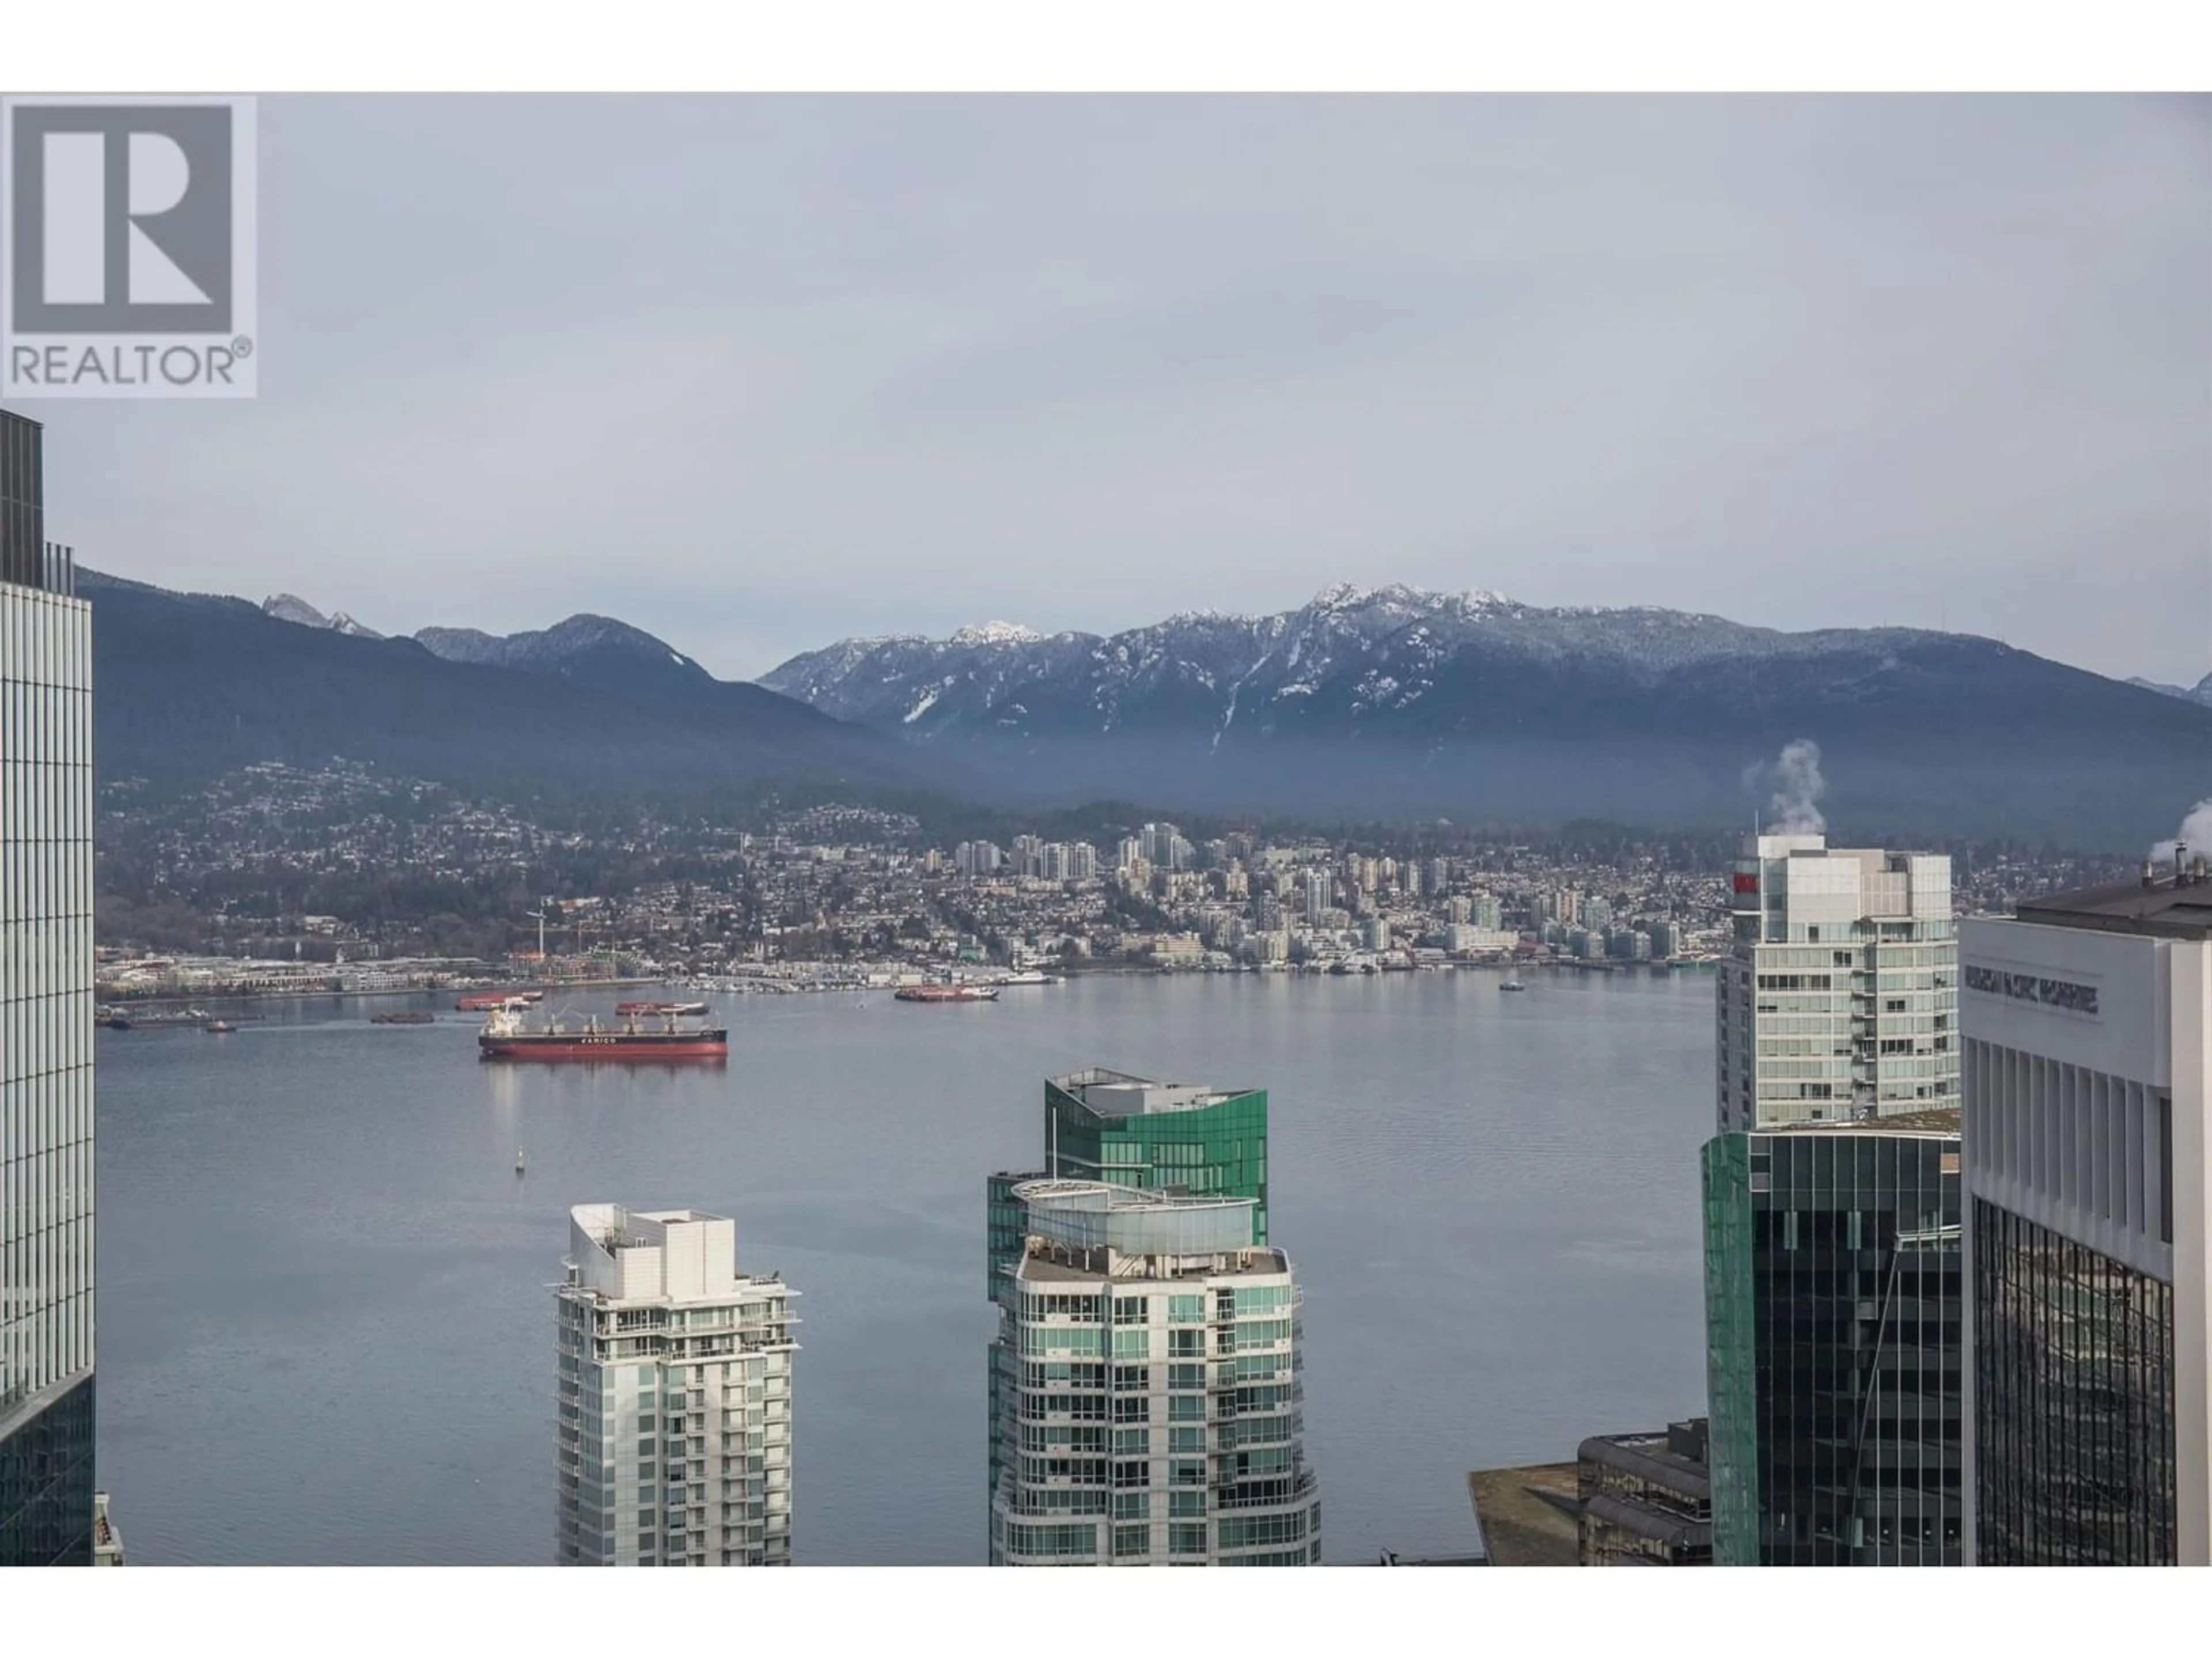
95,969 -> 1716,1565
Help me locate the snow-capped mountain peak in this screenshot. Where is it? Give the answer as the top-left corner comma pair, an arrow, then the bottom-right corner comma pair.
949,620 -> 1045,647
262,593 -> 383,639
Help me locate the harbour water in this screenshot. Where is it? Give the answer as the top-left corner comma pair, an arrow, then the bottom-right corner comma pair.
95,968 -> 1717,1565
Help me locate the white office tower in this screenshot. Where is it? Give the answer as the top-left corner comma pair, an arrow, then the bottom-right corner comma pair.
556,1205 -> 799,1566
1717,832 -> 1959,1132
1,407 -> 99,1567
988,1180 -> 1320,1566
1306,870 -> 1332,926
1961,857 -> 2212,1566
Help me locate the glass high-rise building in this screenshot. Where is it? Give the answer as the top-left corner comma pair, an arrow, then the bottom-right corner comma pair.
987,1179 -> 1319,1566
1717,833 -> 1959,1132
987,1069 -> 1274,1554
556,1205 -> 799,1566
1,407 -> 97,1568
1961,866 -> 2210,1565
1702,1115 -> 1964,1565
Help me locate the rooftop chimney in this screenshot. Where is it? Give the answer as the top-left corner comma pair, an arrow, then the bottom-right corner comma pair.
2179,843 -> 2191,887
2143,859 -> 2158,888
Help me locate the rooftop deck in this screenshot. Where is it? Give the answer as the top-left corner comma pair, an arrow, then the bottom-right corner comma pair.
1464,1463 -> 1581,1566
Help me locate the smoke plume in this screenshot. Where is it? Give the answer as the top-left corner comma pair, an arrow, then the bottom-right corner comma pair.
1756,738 -> 1827,835
2150,798 -> 2212,866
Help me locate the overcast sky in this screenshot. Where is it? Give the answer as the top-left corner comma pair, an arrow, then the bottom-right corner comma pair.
35,94 -> 2212,684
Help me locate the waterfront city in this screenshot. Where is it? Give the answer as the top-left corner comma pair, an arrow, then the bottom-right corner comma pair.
5,73 -> 2210,1624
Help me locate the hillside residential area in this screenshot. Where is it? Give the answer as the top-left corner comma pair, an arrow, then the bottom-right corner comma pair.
92,763 -> 2131,1003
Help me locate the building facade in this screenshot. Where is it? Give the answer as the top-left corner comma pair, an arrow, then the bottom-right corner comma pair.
1702,1115 -> 1964,1565
987,1179 -> 1320,1565
987,1070 -> 1273,1524
556,1205 -> 798,1566
1,407 -> 97,1568
1717,832 -> 1959,1132
989,1069 -> 1271,1291
1960,868 -> 2210,1565
1577,1421 -> 1713,1566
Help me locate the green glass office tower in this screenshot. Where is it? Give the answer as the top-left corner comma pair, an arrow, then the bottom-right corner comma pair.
1702,1112 -> 1964,1565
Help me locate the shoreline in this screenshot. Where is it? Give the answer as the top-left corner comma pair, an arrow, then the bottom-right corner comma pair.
94,956 -> 1718,1012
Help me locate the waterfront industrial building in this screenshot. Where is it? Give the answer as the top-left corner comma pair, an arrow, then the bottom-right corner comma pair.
1960,861 -> 2211,1565
556,1205 -> 798,1566
987,1179 -> 1320,1566
1464,1421 -> 1711,1566
1718,832 -> 1960,1132
1577,1421 -> 1713,1566
0,407 -> 98,1567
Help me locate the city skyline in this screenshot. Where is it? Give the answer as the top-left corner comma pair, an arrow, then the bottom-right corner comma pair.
4,48 -> 2209,1595
28,94 -> 2212,687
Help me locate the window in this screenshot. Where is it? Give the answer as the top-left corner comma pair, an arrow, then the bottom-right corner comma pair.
1113,1524 -> 1152,1557
1168,1523 -> 1208,1555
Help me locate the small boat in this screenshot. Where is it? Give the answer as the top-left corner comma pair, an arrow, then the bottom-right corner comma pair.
99,1013 -> 131,1031
206,1018 -> 236,1033
515,1149 -> 527,1175
894,984 -> 999,1004
1499,975 -> 1527,993
371,1010 -> 436,1025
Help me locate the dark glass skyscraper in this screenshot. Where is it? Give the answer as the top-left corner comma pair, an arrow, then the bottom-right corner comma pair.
1,412 -> 47,590
1702,1114 -> 1964,1565
1,407 -> 98,1567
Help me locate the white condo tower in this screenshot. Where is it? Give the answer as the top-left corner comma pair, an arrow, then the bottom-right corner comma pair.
556,1205 -> 798,1566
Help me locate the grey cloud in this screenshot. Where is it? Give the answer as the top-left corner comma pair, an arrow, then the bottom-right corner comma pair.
31,94 -> 2210,685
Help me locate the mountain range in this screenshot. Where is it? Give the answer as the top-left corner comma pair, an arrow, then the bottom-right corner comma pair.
2127,673 -> 2212,710
760,583 -> 2212,847
85,570 -> 953,812
76,571 -> 2212,848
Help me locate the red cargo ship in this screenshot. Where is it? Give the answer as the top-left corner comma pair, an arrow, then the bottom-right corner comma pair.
477,1000 -> 728,1062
